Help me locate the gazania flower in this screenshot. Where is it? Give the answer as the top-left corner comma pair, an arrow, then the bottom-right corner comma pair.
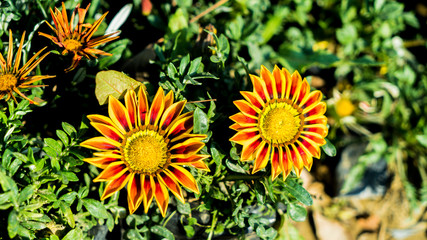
0,30 -> 54,104
230,65 -> 328,180
39,2 -> 119,72
80,87 -> 209,216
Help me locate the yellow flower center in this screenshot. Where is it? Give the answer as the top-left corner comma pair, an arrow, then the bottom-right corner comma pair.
259,100 -> 303,145
63,39 -> 82,52
123,129 -> 169,175
0,73 -> 18,92
336,98 -> 355,117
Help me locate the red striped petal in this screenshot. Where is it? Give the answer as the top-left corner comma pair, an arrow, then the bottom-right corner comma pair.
84,156 -> 119,169
240,91 -> 264,110
304,115 -> 327,126
300,131 -> 326,146
241,137 -> 262,161
164,90 -> 174,110
230,112 -> 258,126
147,87 -> 165,126
159,171 -> 184,203
125,90 -> 138,129
153,179 -> 169,217
295,141 -> 313,171
100,171 -> 131,200
289,144 -> 304,177
80,136 -> 120,151
230,123 -> 246,131
87,114 -> 116,128
127,173 -> 143,214
172,154 -> 210,164
90,122 -> 123,142
166,112 -> 193,139
304,102 -> 327,119
281,67 -> 293,99
295,78 -> 310,106
250,74 -> 268,102
298,136 -> 321,159
303,124 -> 328,138
252,142 -> 270,174
229,128 -> 260,145
272,66 -> 285,99
260,65 -> 277,100
138,88 -> 149,126
170,140 -> 205,158
300,90 -> 322,110
167,165 -> 199,194
189,160 -> 210,171
289,71 -> 303,103
281,146 -> 293,180
142,175 -> 155,213
94,161 -> 128,182
233,100 -> 259,118
109,96 -> 132,133
159,100 -> 186,130
271,147 -> 282,180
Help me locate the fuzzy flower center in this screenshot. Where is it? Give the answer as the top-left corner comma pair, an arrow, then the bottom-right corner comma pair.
63,39 -> 82,51
0,73 -> 18,92
259,101 -> 303,145
123,129 -> 168,174
335,98 -> 355,117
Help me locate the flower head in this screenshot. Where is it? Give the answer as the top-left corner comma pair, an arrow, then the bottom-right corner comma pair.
39,2 -> 119,72
81,87 -> 209,216
0,30 -> 54,104
230,65 -> 328,180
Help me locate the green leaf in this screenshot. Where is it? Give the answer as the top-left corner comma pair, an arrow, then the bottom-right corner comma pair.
83,198 -> 109,219
193,107 -> 209,134
284,180 -> 313,206
59,201 -> 75,228
179,54 -> 190,75
7,209 -> 19,238
416,135 -> 427,148
225,159 -> 246,174
321,138 -> 336,157
151,225 -> 175,240
56,130 -> 69,146
44,138 -> 62,153
167,62 -> 178,79
18,185 -> 36,204
62,228 -> 83,240
95,70 -> 143,105
288,203 -> 307,222
177,201 -> 191,215
62,122 -> 77,137
98,39 -> 131,69
188,57 -> 202,75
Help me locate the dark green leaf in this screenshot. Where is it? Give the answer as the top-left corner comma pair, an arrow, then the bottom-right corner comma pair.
18,185 -> 36,204
7,210 -> 19,238
225,159 -> 246,174
151,225 -> 175,240
83,198 -> 109,219
193,107 -> 209,134
179,54 -> 190,75
62,122 -> 77,137
284,180 -> 313,206
288,203 -> 307,222
321,138 -> 336,157
44,138 -> 62,153
59,201 -> 75,228
62,228 -> 83,240
56,130 -> 69,146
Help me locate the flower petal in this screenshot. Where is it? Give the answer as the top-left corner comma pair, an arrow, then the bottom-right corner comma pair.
289,71 -> 303,104
138,88 -> 149,126
272,66 -> 285,99
295,78 -> 310,106
289,144 -> 304,177
153,179 -> 169,217
300,90 -> 322,110
260,65 -> 277,100
252,142 -> 270,174
271,147 -> 282,181
280,146 -> 293,180
304,102 -> 327,119
233,100 -> 259,118
90,122 -> 124,142
229,112 -> 258,127
109,96 -> 132,133
164,90 -> 174,110
170,139 -> 205,158
166,112 -> 193,139
229,128 -> 260,145
142,175 -> 155,213
84,156 -> 119,169
159,100 -> 186,131
100,171 -> 131,200
298,136 -> 322,159
295,140 -> 314,171
250,74 -> 268,102
94,161 -> 128,182
166,165 -> 199,194
189,160 -> 210,171
147,87 -> 165,126
240,91 -> 264,110
125,89 -> 138,129
158,171 -> 184,203
241,137 -> 262,161
127,173 -> 143,214
171,154 -> 210,164
80,136 -> 120,151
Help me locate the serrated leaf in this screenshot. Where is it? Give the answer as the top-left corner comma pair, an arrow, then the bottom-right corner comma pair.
284,180 -> 313,206
95,70 -> 143,105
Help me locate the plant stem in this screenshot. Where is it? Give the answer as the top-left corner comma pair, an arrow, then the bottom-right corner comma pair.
222,172 -> 269,181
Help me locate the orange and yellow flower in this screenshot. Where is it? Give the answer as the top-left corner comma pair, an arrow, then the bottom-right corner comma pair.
39,2 -> 119,72
0,30 -> 54,104
230,65 -> 328,180
80,87 -> 209,216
